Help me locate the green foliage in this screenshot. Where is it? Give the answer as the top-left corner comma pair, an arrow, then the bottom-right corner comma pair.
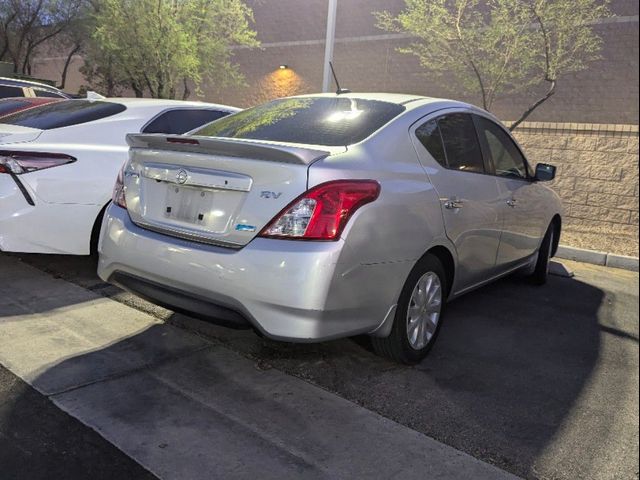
84,0 -> 259,99
376,0 -> 610,126
528,0 -> 608,81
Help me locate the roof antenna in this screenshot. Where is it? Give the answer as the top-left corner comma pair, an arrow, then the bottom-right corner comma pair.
329,61 -> 351,95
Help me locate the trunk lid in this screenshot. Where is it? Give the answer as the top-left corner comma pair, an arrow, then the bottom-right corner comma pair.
0,124 -> 43,144
124,134 -> 336,247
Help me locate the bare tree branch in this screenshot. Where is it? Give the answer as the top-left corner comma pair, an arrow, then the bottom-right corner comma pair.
510,79 -> 556,130
454,0 -> 487,109
509,3 -> 557,130
59,43 -> 81,89
182,77 -> 191,100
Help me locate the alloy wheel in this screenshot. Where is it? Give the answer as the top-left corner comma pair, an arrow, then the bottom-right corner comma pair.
406,272 -> 442,350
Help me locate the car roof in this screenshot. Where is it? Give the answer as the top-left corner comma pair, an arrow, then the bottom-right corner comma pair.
288,92 -> 475,112
0,76 -> 63,92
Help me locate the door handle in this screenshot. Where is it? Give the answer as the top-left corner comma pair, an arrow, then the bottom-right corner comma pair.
506,199 -> 517,208
444,199 -> 464,210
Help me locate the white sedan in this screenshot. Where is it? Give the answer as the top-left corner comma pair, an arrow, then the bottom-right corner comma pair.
0,98 -> 238,254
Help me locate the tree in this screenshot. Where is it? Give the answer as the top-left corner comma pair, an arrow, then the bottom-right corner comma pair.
55,1 -> 96,90
83,0 -> 259,99
375,0 -> 610,129
78,1 -> 133,97
0,0 -> 86,76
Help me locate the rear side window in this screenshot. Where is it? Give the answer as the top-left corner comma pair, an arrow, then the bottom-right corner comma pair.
143,109 -> 230,135
0,99 -> 30,116
192,97 -> 406,146
0,100 -> 126,130
0,85 -> 25,98
437,113 -> 485,174
415,119 -> 447,167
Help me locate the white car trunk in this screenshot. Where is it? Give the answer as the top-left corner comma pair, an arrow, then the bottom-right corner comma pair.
0,124 -> 42,144
124,134 -> 335,247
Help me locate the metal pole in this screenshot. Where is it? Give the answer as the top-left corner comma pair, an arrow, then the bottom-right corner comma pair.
322,0 -> 338,93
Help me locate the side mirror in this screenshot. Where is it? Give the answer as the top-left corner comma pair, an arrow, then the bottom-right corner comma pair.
535,163 -> 556,182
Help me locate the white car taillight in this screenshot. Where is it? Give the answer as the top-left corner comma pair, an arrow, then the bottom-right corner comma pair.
112,166 -> 127,209
0,151 -> 76,174
259,180 -> 380,240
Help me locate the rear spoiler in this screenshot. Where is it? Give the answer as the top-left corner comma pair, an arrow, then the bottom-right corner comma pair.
126,133 -> 331,165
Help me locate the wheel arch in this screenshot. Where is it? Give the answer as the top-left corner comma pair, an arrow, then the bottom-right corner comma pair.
423,245 -> 456,298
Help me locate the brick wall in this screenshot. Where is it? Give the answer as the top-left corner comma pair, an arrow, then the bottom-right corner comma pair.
513,123 -> 639,256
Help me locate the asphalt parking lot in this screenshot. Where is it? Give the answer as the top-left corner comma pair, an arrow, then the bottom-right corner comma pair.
1,252 -> 638,480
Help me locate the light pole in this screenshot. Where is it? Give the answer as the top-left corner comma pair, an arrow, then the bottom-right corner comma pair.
322,0 -> 338,93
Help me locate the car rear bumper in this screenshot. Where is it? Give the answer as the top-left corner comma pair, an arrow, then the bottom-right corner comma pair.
98,204 -> 406,342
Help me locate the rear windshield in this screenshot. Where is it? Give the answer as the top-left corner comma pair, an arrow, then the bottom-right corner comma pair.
0,99 -> 30,116
0,100 -> 126,130
143,108 -> 231,135
191,97 -> 406,146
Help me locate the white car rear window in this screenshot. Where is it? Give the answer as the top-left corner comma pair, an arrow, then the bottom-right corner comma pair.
0,100 -> 126,130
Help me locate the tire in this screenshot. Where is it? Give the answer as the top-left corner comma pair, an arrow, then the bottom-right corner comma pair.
372,254 -> 447,364
530,223 -> 555,286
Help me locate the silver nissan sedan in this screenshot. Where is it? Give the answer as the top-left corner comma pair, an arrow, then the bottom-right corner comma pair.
98,93 -> 562,364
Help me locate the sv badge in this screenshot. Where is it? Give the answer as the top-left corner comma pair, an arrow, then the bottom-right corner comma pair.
260,191 -> 283,199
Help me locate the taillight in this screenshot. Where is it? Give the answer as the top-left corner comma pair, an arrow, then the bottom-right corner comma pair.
0,151 -> 75,174
112,167 -> 127,209
259,180 -> 380,240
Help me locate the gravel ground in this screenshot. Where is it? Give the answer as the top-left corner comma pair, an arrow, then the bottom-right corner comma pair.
562,227 -> 639,257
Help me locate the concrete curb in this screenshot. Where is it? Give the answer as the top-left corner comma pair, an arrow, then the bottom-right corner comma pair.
556,245 -> 639,272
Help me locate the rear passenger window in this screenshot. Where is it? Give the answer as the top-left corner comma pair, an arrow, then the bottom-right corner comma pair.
415,119 -> 446,167
0,85 -> 25,98
143,109 -> 230,135
437,113 -> 485,174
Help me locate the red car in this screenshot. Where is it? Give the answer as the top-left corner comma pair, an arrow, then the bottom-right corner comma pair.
0,97 -> 64,119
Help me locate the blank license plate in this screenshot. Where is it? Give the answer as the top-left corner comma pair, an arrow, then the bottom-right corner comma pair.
164,185 -> 214,225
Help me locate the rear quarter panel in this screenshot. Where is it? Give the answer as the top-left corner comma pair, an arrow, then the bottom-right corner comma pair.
7,142 -> 128,205
5,115 -> 152,205
307,109 -> 456,309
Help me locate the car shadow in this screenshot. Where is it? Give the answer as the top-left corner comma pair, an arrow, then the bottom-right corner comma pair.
163,270 -> 617,479
2,252 -> 634,479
